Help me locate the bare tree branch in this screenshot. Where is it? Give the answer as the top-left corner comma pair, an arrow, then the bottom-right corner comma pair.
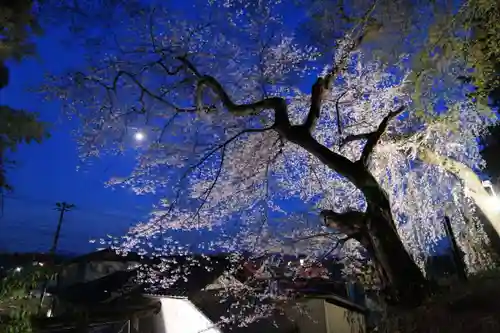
158,112 -> 180,143
190,144 -> 227,222
292,232 -> 339,244
335,90 -> 348,135
340,132 -> 372,148
152,126 -> 274,227
112,70 -> 195,112
359,105 -> 406,166
186,127 -> 274,180
319,236 -> 350,261
75,69 -> 205,113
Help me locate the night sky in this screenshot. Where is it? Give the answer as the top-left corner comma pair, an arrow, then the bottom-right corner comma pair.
0,2 -> 308,255
0,29 -> 158,254
0,3 -> 312,255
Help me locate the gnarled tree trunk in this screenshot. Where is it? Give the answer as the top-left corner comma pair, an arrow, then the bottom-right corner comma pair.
321,163 -> 428,306
362,181 -> 428,305
287,128 -> 428,306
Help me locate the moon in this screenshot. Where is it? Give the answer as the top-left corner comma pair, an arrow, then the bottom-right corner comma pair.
134,132 -> 145,141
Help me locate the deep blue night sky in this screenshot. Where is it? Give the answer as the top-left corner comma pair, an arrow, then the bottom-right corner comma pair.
0,2 -> 310,255
0,30 -> 158,254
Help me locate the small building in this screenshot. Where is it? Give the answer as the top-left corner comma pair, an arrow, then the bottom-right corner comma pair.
35,249 -> 367,333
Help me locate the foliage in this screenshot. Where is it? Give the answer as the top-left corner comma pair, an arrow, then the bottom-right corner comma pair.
456,0 -> 500,108
39,0 -> 497,322
480,122 -> 500,184
0,0 -> 47,191
0,0 -> 41,77
304,0 -> 500,110
0,265 -> 50,333
376,0 -> 500,109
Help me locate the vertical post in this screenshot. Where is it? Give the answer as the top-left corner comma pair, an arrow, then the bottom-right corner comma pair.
49,202 -> 75,254
131,317 -> 139,333
0,146 -> 5,219
38,202 -> 75,312
443,216 -> 467,281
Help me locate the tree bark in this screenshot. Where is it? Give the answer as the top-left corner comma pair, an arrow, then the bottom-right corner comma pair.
363,187 -> 428,306
287,129 -> 428,306
356,167 -> 428,306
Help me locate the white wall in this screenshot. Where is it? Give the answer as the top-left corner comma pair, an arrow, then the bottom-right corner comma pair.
158,297 -> 222,333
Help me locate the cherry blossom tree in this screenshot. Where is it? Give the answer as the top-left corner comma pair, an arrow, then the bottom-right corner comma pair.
41,0 -> 494,308
300,0 -> 500,249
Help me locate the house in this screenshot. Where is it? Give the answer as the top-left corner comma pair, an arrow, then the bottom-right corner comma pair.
34,249 -> 367,333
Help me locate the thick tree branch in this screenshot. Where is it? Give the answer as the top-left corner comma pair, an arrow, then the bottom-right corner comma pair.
196,75 -> 290,127
303,46 -> 357,134
189,53 -> 368,196
302,1 -> 379,133
359,105 -> 405,166
302,4 -> 379,135
288,131 -> 362,186
320,209 -> 371,249
321,210 -> 366,231
176,55 -> 202,78
182,40 -> 364,189
304,76 -> 334,131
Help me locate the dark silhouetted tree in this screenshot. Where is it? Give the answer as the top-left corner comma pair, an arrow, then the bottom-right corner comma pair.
0,0 -> 46,191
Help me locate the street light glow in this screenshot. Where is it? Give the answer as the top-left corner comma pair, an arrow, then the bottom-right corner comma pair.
487,196 -> 500,212
482,180 -> 500,211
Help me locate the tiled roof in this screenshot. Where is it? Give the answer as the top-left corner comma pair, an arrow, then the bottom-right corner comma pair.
51,254 -> 233,303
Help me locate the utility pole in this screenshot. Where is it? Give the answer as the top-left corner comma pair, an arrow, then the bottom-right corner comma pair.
50,202 -> 75,254
39,201 -> 75,312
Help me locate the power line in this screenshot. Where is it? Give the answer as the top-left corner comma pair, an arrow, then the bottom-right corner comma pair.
3,194 -> 59,208
2,194 -> 151,220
